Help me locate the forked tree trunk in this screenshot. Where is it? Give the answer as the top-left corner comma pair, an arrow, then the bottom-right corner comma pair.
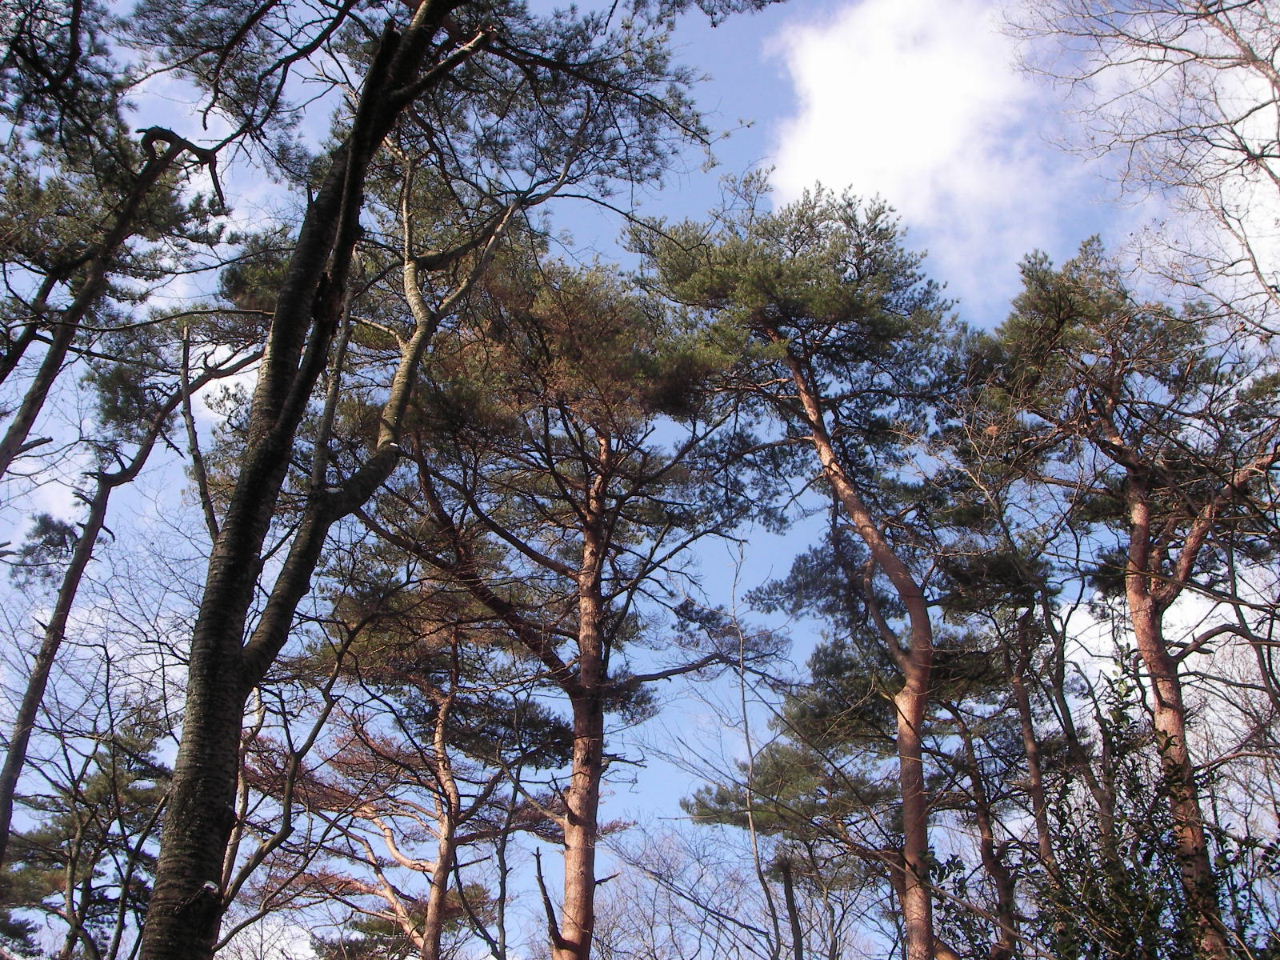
1125,485 -> 1229,960
138,9 -> 464,956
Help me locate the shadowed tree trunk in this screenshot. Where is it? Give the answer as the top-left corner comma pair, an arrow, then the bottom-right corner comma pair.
138,8 -> 477,956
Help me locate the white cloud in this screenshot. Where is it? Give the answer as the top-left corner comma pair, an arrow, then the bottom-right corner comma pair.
768,0 -> 1121,320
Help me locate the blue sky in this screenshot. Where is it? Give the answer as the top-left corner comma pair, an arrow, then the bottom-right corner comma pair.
137,0 -> 1150,328
2,4 -> 1186,951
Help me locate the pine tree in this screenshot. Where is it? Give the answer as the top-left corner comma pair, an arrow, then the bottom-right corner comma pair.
4,712 -> 170,960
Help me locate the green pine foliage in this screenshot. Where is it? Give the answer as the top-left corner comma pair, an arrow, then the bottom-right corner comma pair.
2,715 -> 169,958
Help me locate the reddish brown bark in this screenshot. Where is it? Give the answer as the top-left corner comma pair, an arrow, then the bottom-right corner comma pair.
772,331 -> 937,960
1124,480 -> 1229,960
552,441 -> 610,960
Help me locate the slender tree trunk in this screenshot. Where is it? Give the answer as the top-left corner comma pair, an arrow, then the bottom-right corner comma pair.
953,710 -> 1018,960
0,480 -> 109,868
0,137 -> 194,483
774,334 -> 937,960
1125,483 -> 1229,960
423,673 -> 461,960
555,464 -> 609,960
778,858 -> 806,960
1004,619 -> 1054,869
0,350 -> 253,870
1039,596 -> 1117,843
0,322 -> 77,481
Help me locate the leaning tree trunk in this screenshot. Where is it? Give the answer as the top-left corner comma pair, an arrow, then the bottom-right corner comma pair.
0,133 -> 204,483
776,334 -> 939,960
138,9 -> 467,957
0,348 -> 256,870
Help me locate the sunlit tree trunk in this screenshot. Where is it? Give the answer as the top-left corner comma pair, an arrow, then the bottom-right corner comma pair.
777,334 -> 937,960
1125,480 -> 1229,960
554,446 -> 610,960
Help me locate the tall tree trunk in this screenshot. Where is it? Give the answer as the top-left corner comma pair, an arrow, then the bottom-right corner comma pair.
774,334 -> 938,960
1125,481 -> 1229,960
952,709 -> 1018,960
0,481 -> 109,870
556,693 -> 605,960
893,668 -> 934,960
554,461 -> 609,960
423,829 -> 458,960
778,857 -> 806,960
1039,594 -> 1117,843
137,11 -> 461,956
423,673 -> 461,960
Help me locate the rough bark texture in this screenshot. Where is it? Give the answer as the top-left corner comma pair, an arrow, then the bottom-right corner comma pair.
138,9 -> 460,957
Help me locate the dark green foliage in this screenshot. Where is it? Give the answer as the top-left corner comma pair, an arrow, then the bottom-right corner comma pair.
2,715 -> 170,958
638,183 -> 954,488
983,239 -> 1280,599
9,513 -> 79,587
216,228 -> 295,322
0,0 -> 216,298
312,915 -> 418,960
324,580 -> 576,771
1019,674 -> 1277,960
